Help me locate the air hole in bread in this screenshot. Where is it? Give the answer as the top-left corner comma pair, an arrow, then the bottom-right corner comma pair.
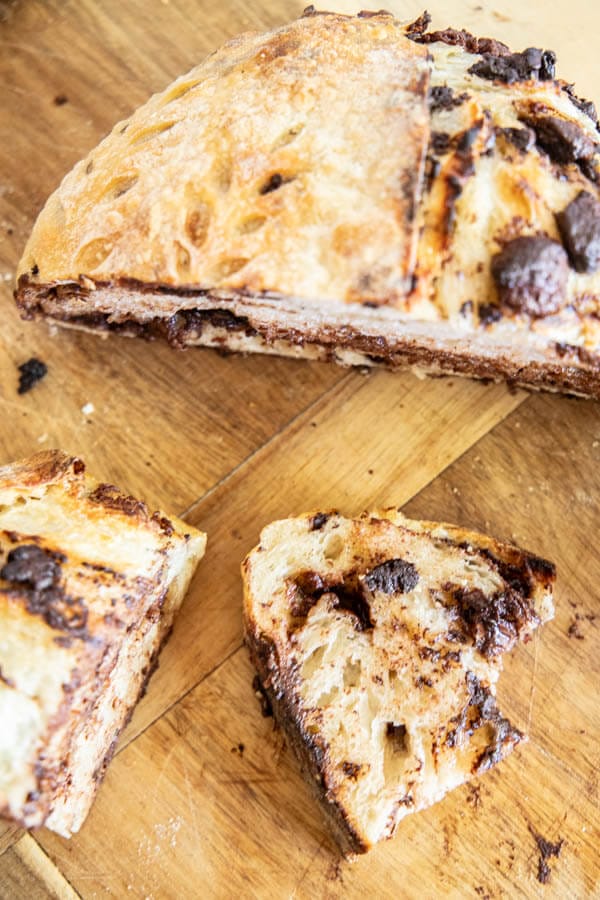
185,203 -> 212,248
383,723 -> 411,783
101,175 -> 139,201
259,172 -> 294,195
238,215 -> 267,235
174,241 -> 190,275
163,80 -> 202,104
272,123 -> 305,149
213,158 -> 232,193
343,658 -> 362,689
301,644 -> 326,679
76,238 -> 114,272
324,534 -> 344,560
316,684 -> 340,708
211,257 -> 249,281
130,121 -> 176,146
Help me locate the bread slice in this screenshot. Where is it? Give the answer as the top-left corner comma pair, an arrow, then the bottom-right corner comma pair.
14,10 -> 600,397
0,451 -> 206,837
242,509 -> 555,854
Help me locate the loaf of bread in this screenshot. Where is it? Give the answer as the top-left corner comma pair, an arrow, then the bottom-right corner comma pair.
243,509 -> 555,853
15,10 -> 600,397
0,451 -> 206,837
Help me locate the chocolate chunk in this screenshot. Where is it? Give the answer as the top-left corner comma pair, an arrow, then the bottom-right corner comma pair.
1,544 -> 61,591
429,85 -> 469,112
521,112 -> 597,169
364,559 -> 419,595
491,236 -> 569,317
469,47 -> 555,84
53,94 -> 68,106
556,191 -> 600,273
17,357 -> 47,394
499,127 -> 535,152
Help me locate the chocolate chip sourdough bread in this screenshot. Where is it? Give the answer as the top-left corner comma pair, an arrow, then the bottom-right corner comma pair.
15,10 -> 600,397
0,451 -> 206,837
242,509 -> 555,854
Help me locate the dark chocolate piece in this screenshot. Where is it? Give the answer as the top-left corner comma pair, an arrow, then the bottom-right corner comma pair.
556,190 -> 600,273
309,512 -> 329,531
17,357 -> 47,394
491,236 -> 569,316
520,111 -> 598,173
469,48 -> 555,84
1,544 -> 62,592
364,559 -> 419,595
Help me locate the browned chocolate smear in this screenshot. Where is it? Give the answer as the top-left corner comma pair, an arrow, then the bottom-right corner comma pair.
0,544 -> 89,638
444,583 -> 538,657
528,825 -> 564,884
289,570 -> 374,631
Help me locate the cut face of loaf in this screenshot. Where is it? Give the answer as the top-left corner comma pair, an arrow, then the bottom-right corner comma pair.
0,451 -> 206,837
242,510 -> 555,854
14,10 -> 600,397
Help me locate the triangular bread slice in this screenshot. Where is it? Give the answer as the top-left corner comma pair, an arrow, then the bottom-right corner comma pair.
242,509 -> 555,854
0,451 -> 206,837
15,10 -> 600,397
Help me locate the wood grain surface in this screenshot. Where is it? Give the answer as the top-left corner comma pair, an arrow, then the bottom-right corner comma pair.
0,1 -> 598,897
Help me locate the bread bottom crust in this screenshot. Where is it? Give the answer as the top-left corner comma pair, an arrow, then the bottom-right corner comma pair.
16,277 -> 600,399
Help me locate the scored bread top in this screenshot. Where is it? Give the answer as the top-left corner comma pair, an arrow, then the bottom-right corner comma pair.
243,509 -> 555,852
0,450 -> 206,830
16,12 -> 430,304
15,9 -> 600,364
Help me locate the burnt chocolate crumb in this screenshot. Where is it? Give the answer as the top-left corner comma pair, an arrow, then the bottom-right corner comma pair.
563,83 -> 599,130
309,512 -> 329,532
491,236 -> 569,317
469,48 -> 556,84
17,357 -> 47,394
341,761 -> 362,779
53,94 -> 68,106
499,126 -> 536,152
31,264 -> 39,276
405,11 -> 431,37
520,111 -> 598,174
556,191 -> 600,274
479,303 -> 503,325
364,559 -> 419,595
429,85 -> 469,112
252,675 -> 273,718
88,483 -> 148,518
409,25 -> 509,57
528,825 -> 564,885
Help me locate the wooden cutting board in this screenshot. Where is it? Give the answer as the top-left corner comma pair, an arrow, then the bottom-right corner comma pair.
0,1 -> 598,896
